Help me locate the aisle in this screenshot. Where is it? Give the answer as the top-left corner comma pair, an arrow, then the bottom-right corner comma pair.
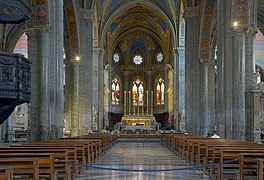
75,142 -> 211,180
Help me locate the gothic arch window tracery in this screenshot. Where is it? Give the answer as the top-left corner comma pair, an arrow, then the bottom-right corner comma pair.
111,77 -> 120,105
113,53 -> 120,63
132,79 -> 144,106
156,77 -> 165,105
156,52 -> 163,62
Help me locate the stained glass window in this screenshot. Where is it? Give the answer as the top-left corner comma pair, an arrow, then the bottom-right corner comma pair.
157,52 -> 163,62
133,55 -> 143,65
112,78 -> 120,104
113,53 -> 120,63
156,77 -> 165,105
132,79 -> 144,106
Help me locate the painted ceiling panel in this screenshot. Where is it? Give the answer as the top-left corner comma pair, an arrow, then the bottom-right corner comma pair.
111,22 -> 119,33
159,0 -> 168,8
109,0 -> 122,9
157,20 -> 167,32
130,37 -> 146,55
0,2 -> 28,23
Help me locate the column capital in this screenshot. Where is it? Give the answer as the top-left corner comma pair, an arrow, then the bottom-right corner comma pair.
184,6 -> 199,18
232,26 -> 248,34
245,26 -> 259,37
252,82 -> 264,92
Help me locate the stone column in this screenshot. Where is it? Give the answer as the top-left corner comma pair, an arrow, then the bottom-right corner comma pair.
178,47 -> 185,131
71,61 -> 80,136
92,48 -> 104,130
78,9 -> 93,132
173,48 -> 179,131
51,0 -> 64,139
245,27 -> 258,141
28,30 -> 49,141
146,70 -> 152,92
64,59 -> 73,133
123,71 -> 130,92
201,62 -> 209,136
201,60 -> 215,135
208,60 -> 216,133
232,27 -> 246,140
104,64 -> 110,129
216,0 -> 233,138
185,6 -> 201,134
28,4 -> 65,140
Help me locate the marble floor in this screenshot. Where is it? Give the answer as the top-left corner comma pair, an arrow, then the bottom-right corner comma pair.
75,141 -> 212,180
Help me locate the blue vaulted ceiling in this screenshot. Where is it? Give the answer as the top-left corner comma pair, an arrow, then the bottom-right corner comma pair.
0,1 -> 29,24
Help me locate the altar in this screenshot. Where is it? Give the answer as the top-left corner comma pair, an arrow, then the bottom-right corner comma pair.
121,90 -> 157,130
121,115 -> 157,130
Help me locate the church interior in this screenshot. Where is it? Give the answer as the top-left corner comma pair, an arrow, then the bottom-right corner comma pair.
0,0 -> 264,179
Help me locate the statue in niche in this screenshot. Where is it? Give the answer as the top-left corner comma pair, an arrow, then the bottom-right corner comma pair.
179,107 -> 185,123
92,106 -> 97,124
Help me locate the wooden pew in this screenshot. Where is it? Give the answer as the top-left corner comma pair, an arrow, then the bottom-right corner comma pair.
257,158 -> 264,180
0,148 -> 72,179
0,153 -> 54,179
238,153 -> 264,180
0,158 -> 39,180
212,148 -> 264,179
0,166 -> 13,180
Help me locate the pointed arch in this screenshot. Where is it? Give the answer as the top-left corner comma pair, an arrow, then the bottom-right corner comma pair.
111,76 -> 121,105
155,76 -> 165,105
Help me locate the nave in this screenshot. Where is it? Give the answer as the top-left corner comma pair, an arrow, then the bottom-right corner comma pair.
75,141 -> 211,180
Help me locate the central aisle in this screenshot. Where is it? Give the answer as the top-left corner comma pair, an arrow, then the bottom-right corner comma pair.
75,142 -> 211,180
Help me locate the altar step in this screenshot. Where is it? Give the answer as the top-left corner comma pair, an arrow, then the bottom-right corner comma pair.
118,138 -> 160,143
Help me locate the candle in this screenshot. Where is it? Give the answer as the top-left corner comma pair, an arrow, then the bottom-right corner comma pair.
124,91 -> 126,115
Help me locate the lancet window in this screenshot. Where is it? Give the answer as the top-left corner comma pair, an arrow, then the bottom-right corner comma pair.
111,78 -> 120,104
156,77 -> 165,105
132,79 -> 144,106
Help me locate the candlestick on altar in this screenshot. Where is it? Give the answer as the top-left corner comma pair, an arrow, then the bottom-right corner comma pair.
142,105 -> 144,116
133,104 -> 136,116
124,91 -> 126,115
151,91 -> 153,115
137,102 -> 139,116
128,91 -> 131,116
146,91 -> 149,115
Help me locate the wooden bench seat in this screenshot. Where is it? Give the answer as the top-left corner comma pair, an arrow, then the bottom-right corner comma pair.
0,158 -> 39,180
0,153 -> 54,179
0,166 -> 13,180
211,148 -> 264,179
238,153 -> 264,180
0,148 -> 72,179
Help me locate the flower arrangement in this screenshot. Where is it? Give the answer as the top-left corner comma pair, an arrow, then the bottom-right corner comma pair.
101,129 -> 107,134
87,129 -> 93,134
157,130 -> 162,134
170,129 -> 176,134
113,129 -> 120,134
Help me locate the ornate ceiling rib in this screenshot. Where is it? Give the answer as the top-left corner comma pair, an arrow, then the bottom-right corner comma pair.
64,0 -> 79,58
199,0 -> 216,62
0,2 -> 29,24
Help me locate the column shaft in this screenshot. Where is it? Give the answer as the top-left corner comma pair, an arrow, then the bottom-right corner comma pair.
232,28 -> 246,140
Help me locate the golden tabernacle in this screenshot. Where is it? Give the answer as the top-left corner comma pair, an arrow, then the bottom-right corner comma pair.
122,90 -> 157,130
121,115 -> 156,126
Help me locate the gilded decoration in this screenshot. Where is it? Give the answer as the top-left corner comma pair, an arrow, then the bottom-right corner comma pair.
233,0 -> 249,25
64,0 -> 79,57
32,0 -> 49,27
199,0 -> 216,62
